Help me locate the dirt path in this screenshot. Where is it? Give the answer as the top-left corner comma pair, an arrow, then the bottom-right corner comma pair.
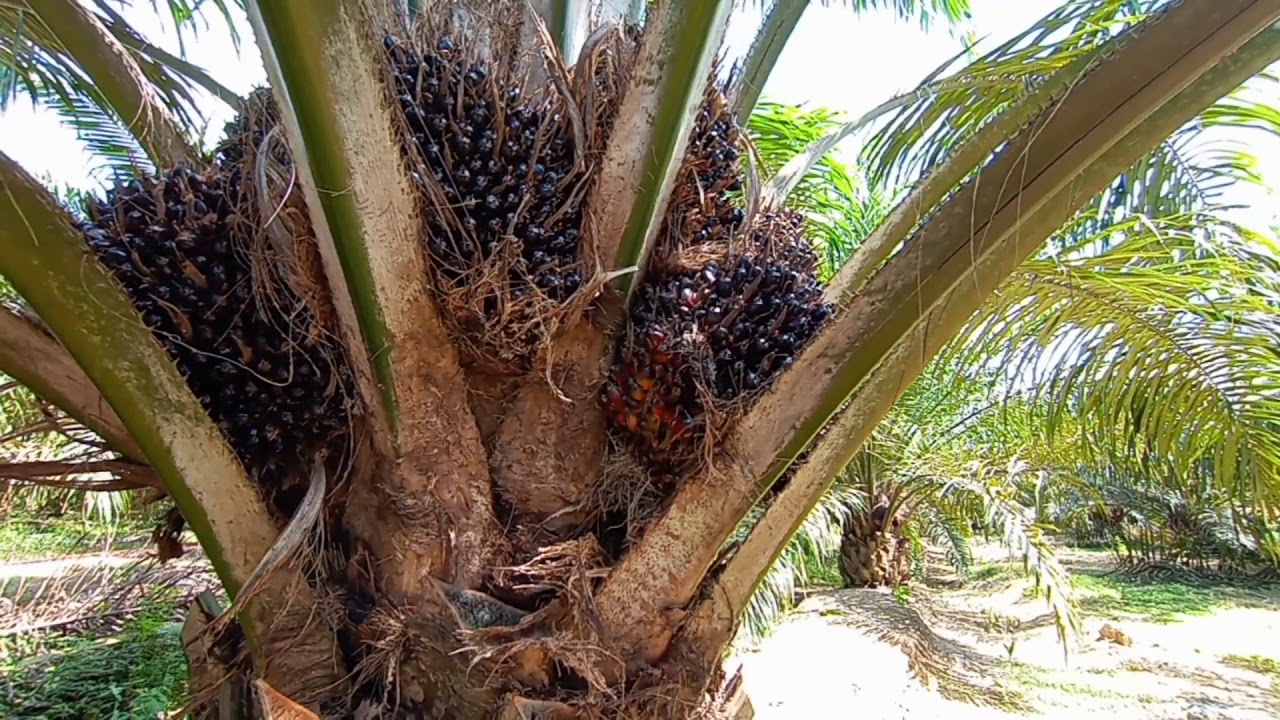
0,550 -> 153,580
735,551 -> 1280,719
733,593 -> 1024,719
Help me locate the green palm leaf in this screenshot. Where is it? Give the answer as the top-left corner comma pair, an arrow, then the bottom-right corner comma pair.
746,101 -> 896,275
740,480 -> 864,641
93,1 -> 244,111
1073,81 -> 1280,237
30,78 -> 153,180
953,213 -> 1280,505
0,1 -> 243,168
860,0 -> 1159,193
97,0 -> 243,54
737,0 -> 972,28
0,6 -> 196,122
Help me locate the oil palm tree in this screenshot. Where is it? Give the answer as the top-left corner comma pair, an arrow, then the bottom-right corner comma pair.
3,0 -> 1280,717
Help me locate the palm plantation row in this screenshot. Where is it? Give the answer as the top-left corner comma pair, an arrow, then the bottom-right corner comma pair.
1,0 -> 1279,717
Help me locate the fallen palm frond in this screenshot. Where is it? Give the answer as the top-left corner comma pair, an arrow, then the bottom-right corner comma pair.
0,550 -> 217,638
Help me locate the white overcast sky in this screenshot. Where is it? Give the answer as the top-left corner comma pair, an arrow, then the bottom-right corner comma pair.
1,0 -> 1277,229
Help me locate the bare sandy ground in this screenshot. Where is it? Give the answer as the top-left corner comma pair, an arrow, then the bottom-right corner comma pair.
733,551 -> 1280,720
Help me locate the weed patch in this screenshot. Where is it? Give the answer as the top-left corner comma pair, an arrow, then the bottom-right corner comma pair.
1222,654 -> 1280,675
1071,572 -> 1270,623
1003,661 -> 1129,702
967,562 -> 1021,585
1221,654 -> 1280,701
0,602 -> 188,719
0,514 -> 154,562
798,553 -> 842,588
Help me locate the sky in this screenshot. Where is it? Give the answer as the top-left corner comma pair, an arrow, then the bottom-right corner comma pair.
1,0 -> 1277,230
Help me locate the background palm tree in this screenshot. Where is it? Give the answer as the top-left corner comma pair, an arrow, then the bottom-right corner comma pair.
2,0 -> 1279,717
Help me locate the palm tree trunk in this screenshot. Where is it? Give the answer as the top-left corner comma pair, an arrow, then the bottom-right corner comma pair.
839,513 -> 883,587
839,509 -> 909,588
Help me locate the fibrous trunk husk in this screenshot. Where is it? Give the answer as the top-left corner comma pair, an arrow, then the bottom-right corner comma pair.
838,510 -> 910,588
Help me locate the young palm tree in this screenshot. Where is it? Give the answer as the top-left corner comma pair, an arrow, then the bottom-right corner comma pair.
782,367 -> 1075,596
3,0 -> 1280,717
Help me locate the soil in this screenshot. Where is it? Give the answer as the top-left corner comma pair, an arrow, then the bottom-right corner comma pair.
733,547 -> 1280,720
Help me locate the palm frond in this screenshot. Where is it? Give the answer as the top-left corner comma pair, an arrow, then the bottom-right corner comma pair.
1073,80 -> 1280,238
916,501 -> 974,576
746,101 -> 896,275
953,213 -> 1280,506
859,0 -> 1157,194
96,0 -> 244,54
741,480 -> 863,643
0,2 -> 231,166
1057,461 -> 1277,567
0,5 -> 199,120
968,460 -> 1082,656
736,0 -> 973,29
31,78 -> 153,181
833,0 -> 972,28
93,1 -> 244,112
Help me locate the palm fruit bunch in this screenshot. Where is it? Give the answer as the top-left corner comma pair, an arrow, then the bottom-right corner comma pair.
605,213 -> 832,471
80,165 -> 348,496
383,34 -> 585,305
213,88 -> 280,166
653,85 -> 748,265
603,88 -> 833,473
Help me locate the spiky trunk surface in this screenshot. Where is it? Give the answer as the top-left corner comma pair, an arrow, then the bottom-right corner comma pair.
838,510 -> 910,588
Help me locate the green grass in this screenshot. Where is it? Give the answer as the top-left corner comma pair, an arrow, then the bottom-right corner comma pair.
968,562 -> 1018,582
1071,572 -> 1269,623
960,560 -> 1024,589
1002,661 -> 1129,703
1221,653 -> 1280,702
0,602 -> 188,719
0,513 -> 153,562
1222,654 -> 1280,675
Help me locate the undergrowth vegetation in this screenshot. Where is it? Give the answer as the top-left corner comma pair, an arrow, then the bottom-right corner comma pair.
1222,653 -> 1280,702
0,511 -> 157,562
1072,570 -> 1276,623
0,598 -> 188,720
